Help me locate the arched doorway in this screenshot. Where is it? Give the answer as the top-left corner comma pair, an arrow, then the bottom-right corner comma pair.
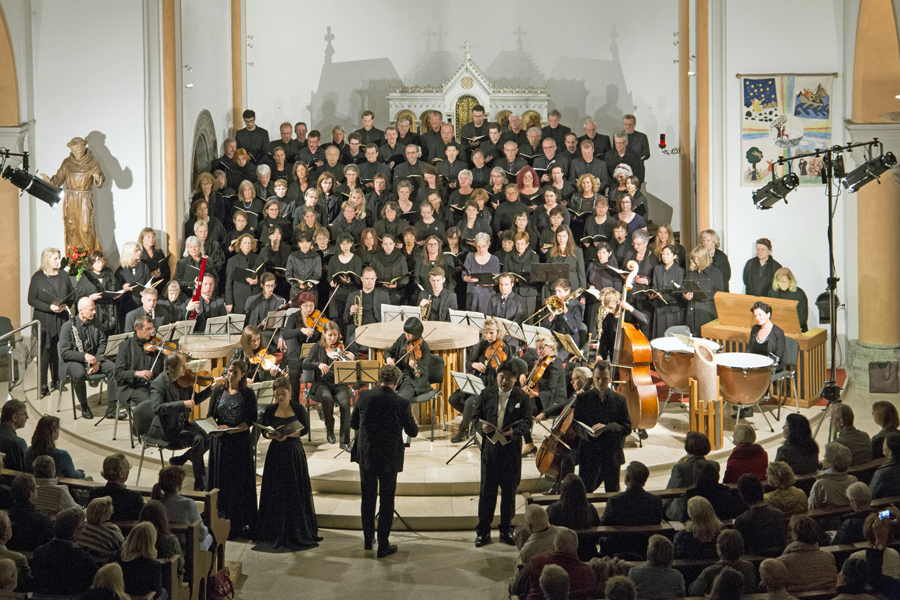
455,95 -> 480,136
189,110 -> 217,219
522,110 -> 542,131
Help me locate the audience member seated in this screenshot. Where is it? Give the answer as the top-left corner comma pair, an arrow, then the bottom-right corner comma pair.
734,473 -> 787,556
24,414 -> 87,479
140,499 -> 185,582
0,559 -> 17,600
0,401 -> 27,472
707,566 -> 744,600
31,455 -> 80,517
758,559 -> 795,600
83,563 -> 131,600
33,507 -> 98,595
627,535 -> 685,599
776,515 -> 837,593
833,482 -> 874,545
869,432 -> 900,500
775,413 -> 820,477
89,453 -> 145,522
597,462 -> 662,559
832,404 -> 873,466
79,497 -> 124,563
527,528 -> 596,600
833,557 -> 876,600
539,564 -> 570,600
664,432 -> 720,520
605,575 -> 636,600
849,511 -> 900,584
548,474 -> 601,561
763,460 -> 807,516
587,557 -> 633,600
723,424 -> 768,484
119,522 -> 165,600
6,474 -> 53,552
672,462 -> 742,523
517,504 -> 559,565
674,496 -> 722,560
688,530 -> 758,596
871,400 -> 899,459
0,511 -> 30,593
151,466 -> 214,551
808,442 -> 857,521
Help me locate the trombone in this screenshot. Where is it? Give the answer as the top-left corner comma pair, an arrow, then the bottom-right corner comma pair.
523,288 -> 585,324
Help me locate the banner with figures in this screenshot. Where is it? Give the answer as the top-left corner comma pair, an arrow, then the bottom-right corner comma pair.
740,74 -> 834,187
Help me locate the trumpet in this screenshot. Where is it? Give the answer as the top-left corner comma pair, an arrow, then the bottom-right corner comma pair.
421,295 -> 432,321
354,294 -> 363,327
524,288 -> 586,324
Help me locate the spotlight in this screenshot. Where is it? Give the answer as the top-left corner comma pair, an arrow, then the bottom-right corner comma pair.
841,152 -> 897,192
751,173 -> 799,210
1,166 -> 63,207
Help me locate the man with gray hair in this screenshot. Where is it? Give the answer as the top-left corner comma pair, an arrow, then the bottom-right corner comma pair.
517,504 -> 559,564
502,114 -> 528,147
832,405 -> 873,466
395,117 -> 423,158
542,109 -> 572,147
378,126 -> 403,168
0,400 -> 28,471
540,565 -> 570,600
605,130 -> 645,184
527,528 -> 596,600
124,286 -> 169,332
268,121 -> 301,163
0,511 -> 31,592
578,119 -> 611,157
518,127 -> 543,165
622,114 -> 650,163
759,559 -> 794,600
33,507 -> 97,594
832,481 -> 872,545
59,297 -> 118,419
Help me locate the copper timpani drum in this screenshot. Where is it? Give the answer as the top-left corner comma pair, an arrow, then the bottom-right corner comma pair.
651,337 -> 720,392
715,352 -> 775,406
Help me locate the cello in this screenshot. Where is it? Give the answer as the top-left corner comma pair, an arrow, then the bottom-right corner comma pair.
611,260 -> 659,433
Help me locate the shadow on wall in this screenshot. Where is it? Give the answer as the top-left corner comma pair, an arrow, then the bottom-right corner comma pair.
85,131 -> 132,265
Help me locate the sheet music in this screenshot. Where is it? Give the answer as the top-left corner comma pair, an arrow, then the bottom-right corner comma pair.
382,305 -> 422,323
205,314 -> 245,335
450,370 -> 485,395
448,308 -> 486,329
494,317 -> 526,342
522,324 -> 551,349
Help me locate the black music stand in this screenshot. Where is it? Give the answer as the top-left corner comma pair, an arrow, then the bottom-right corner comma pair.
446,371 -> 485,465
333,361 -> 380,458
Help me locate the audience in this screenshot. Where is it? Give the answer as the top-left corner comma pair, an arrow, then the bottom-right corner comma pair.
776,515 -> 837,593
84,562 -> 132,600
539,564 -> 570,600
808,442 -> 857,528
605,575 -> 636,600
151,466 -> 214,551
527,528 -> 595,600
627,535 -> 685,599
707,566 -> 744,600
832,481 -> 874,545
24,414 -> 87,479
88,453 -> 145,522
775,413 -> 819,476
0,559 -> 17,600
597,462 -> 662,558
0,511 -> 30,592
32,454 -> 80,517
119,522 -> 165,600
665,432 -> 722,521
79,496 -> 124,563
759,558 -> 796,600
871,400 -> 899,459
587,557 -> 632,599
832,405 -> 873,466
517,504 -> 560,565
833,557 -> 875,600
674,462 -> 741,522
673,496 -> 722,560
869,431 -> 900,499
849,511 -> 900,582
548,474 -> 601,561
0,401 -> 27,472
6,474 -> 53,552
688,530 -> 758,596
140,499 -> 185,582
723,424 -> 768,484
33,507 -> 98,595
763,460 -> 807,515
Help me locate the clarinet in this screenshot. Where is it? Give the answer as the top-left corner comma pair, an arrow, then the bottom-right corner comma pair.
67,308 -> 88,366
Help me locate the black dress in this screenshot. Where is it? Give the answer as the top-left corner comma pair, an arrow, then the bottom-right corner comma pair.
207,387 -> 258,536
74,268 -> 121,335
252,401 -> 321,553
683,266 -> 724,335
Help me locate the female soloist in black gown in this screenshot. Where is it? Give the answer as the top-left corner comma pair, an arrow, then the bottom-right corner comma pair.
252,379 -> 321,553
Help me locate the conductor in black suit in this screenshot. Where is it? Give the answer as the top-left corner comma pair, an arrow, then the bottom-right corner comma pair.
350,364 -> 418,558
473,364 -> 533,547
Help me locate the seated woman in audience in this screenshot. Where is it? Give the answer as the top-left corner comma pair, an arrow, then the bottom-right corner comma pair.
83,563 -> 130,600
777,515 -> 837,593
79,497 -> 124,563
115,241 -> 150,324
763,460 -> 808,515
674,496 -> 722,560
139,500 -> 184,582
653,224 -> 685,269
546,474 -> 600,561
850,510 -> 900,585
832,482 -> 872,545
775,413 -> 819,476
32,455 -> 79,517
758,559 -> 794,600
628,535 -> 685,599
707,567 -> 744,600
723,424 -> 768,484
768,267 -> 809,332
674,462 -> 741,523
138,227 -> 170,282
616,196 -> 646,236
833,556 -> 878,600
588,558 -> 632,600
118,522 -> 164,600
808,442 -> 857,511
743,238 -> 782,297
463,232 -> 500,313
151,467 -> 213,551
6,475 -> 53,552
74,250 -> 121,337
225,233 -> 261,314
24,415 -> 86,479
700,229 -> 732,292
664,431 -> 720,518
688,530 -> 758,596
871,400 -> 899,459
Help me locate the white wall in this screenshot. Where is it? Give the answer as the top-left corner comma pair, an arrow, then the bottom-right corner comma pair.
712,0 -> 846,359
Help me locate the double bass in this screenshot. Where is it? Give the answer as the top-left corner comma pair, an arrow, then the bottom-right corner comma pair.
612,260 -> 659,432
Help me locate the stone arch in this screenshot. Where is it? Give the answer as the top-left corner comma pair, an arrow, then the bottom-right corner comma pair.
0,4 -> 19,126
188,110 -> 217,220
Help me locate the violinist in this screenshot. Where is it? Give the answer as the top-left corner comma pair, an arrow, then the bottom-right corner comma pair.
113,315 -> 164,410
303,321 -> 355,449
384,317 -> 433,401
448,318 -> 511,443
227,325 -> 281,383
519,336 -> 566,457
539,278 -> 584,363
283,292 -> 321,406
243,273 -> 286,348
417,267 -> 457,322
124,288 -> 170,333
185,272 -> 226,333
535,360 -> 631,493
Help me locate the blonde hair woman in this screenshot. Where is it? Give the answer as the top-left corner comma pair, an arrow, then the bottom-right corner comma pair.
137,227 -> 169,282
764,461 -> 807,515
235,179 -> 264,230
89,563 -> 132,600
79,496 -> 124,562
119,522 -> 162,599
27,247 -> 75,396
769,267 -> 809,333
653,224 -> 686,267
699,229 -> 731,292
673,496 -> 723,560
683,245 -> 725,335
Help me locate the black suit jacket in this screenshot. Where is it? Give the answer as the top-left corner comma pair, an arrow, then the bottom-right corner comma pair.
486,292 -> 525,324
0,424 -> 26,472
147,372 -> 210,442
33,538 -> 97,594
114,335 -> 164,404
58,317 -> 107,378
417,288 -> 457,322
88,483 -> 145,522
350,385 -> 418,473
343,289 -> 390,327
599,487 -> 664,526
124,307 -> 171,333
472,386 -> 532,461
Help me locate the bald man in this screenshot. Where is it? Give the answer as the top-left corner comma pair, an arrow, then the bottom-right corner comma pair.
58,298 -> 118,419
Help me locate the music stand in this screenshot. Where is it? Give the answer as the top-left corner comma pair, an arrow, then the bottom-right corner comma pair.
205,314 -> 245,342
522,324 -> 551,349
262,311 -> 290,330
554,331 -> 586,362
333,361 -> 380,387
249,380 -> 275,406
446,371 -> 487,464
530,263 -> 569,285
104,333 -> 133,360
494,317 -> 525,343
448,309 -> 486,329
157,320 -> 194,342
381,305 -> 421,323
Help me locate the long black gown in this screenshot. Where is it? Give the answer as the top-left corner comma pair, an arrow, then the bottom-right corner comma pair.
252,401 -> 321,553
207,387 -> 258,537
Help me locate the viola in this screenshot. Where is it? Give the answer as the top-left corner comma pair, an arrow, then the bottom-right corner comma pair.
484,340 -> 507,369
249,349 -> 286,376
524,355 -> 553,394
176,366 -> 218,392
306,310 -> 330,333
328,341 -> 353,362
143,337 -> 192,360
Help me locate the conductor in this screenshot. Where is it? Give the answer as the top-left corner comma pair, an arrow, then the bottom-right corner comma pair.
350,364 -> 418,558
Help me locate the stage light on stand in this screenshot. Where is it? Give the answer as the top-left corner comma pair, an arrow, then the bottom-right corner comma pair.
841,152 -> 897,193
752,173 -> 799,210
1,166 -> 63,207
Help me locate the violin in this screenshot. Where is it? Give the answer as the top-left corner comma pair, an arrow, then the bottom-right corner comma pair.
405,339 -> 423,377
144,337 -> 192,360
176,366 -> 219,392
524,355 -> 553,394
327,341 -> 354,362
249,349 -> 286,376
484,340 -> 507,369
306,310 -> 330,333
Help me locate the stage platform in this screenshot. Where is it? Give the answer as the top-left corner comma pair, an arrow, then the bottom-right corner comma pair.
10,362 -> 828,532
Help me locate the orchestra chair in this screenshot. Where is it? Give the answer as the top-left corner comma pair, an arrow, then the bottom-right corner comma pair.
409,354 -> 445,442
113,397 -> 137,449
55,369 -> 107,421
767,336 -> 800,421
658,325 -> 693,415
131,398 -> 172,485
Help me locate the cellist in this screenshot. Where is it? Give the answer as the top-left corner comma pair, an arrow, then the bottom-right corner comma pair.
448,318 -> 511,443
519,335 -> 566,457
537,360 -> 630,493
